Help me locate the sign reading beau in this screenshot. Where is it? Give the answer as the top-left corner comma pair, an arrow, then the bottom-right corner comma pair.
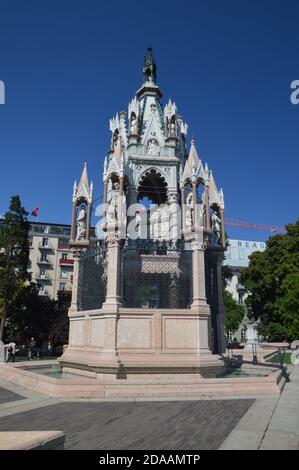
0,80 -> 4,104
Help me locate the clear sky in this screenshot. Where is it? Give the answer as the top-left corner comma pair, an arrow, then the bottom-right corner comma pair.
0,0 -> 298,242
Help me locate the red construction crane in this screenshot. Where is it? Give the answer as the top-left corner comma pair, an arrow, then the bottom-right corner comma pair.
224,218 -> 287,234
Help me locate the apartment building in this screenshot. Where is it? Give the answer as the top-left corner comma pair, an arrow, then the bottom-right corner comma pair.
223,238 -> 266,340
28,222 -> 75,299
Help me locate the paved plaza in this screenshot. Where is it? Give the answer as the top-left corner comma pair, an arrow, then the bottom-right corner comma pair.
0,365 -> 298,450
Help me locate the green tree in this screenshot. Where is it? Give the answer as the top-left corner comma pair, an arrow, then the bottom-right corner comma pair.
48,291 -> 70,348
242,219 -> 299,341
4,282 -> 55,345
0,196 -> 30,340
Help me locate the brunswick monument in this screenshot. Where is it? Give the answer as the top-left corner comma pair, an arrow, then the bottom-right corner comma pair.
59,49 -> 227,383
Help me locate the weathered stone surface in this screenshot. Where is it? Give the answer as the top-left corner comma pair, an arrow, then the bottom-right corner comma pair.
0,431 -> 65,450
0,400 -> 253,450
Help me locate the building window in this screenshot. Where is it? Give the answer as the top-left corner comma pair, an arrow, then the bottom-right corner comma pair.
59,282 -> 66,291
241,328 -> 246,342
38,282 -> 45,294
44,226 -> 49,234
41,253 -> 48,262
42,238 -> 48,247
62,253 -> 68,260
61,268 -> 68,279
40,267 -> 46,278
238,248 -> 245,260
239,293 -> 244,304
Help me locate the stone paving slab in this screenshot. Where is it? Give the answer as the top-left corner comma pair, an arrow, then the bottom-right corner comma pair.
220,365 -> 299,450
0,387 -> 24,405
0,399 -> 254,450
259,430 -> 299,450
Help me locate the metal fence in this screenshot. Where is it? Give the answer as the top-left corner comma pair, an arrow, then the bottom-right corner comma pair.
77,241 -> 107,311
121,239 -> 192,309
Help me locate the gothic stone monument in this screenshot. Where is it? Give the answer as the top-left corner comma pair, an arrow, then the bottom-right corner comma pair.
59,49 -> 227,382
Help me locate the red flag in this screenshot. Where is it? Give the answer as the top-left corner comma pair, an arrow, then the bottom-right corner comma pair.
31,208 -> 39,217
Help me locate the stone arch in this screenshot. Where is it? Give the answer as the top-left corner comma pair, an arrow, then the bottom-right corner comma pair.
137,168 -> 168,205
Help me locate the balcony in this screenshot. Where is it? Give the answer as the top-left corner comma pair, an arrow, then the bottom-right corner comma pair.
38,241 -> 53,250
59,258 -> 74,266
36,273 -> 51,281
57,289 -> 72,295
37,258 -> 51,265
58,243 -> 70,250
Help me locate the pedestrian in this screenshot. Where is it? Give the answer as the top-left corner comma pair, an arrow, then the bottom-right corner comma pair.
28,337 -> 36,360
6,340 -> 16,362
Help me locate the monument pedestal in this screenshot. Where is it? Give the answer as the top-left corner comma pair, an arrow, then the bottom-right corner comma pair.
59,307 -> 225,380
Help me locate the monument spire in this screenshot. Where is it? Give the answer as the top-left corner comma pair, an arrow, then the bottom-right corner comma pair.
143,47 -> 157,84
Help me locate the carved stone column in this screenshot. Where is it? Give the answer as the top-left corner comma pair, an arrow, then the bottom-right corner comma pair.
102,230 -> 121,313
70,203 -> 77,242
190,230 -> 212,354
168,191 -> 179,240
220,208 -> 225,247
192,180 -> 197,230
191,232 -> 207,308
69,249 -> 80,313
86,202 -> 92,241
207,249 -> 226,354
215,253 -> 226,353
204,183 -> 211,231
180,185 -> 185,233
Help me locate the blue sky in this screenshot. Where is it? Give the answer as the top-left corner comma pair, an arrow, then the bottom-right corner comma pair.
0,0 -> 298,241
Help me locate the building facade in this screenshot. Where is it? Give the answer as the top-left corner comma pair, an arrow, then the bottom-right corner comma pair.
223,238 -> 266,340
28,222 -> 74,299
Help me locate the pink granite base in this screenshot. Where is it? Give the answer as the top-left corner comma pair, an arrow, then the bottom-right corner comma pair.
0,361 -> 286,399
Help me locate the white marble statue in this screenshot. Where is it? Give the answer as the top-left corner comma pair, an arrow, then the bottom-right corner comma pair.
211,210 -> 221,245
147,139 -> 159,156
185,192 -> 194,228
170,121 -> 176,137
76,206 -> 87,240
107,182 -> 120,223
130,115 -> 138,135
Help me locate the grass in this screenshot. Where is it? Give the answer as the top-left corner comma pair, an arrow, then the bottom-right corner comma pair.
266,352 -> 293,364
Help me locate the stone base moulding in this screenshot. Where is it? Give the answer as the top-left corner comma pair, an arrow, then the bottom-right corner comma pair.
59,307 -> 225,378
0,361 -> 286,400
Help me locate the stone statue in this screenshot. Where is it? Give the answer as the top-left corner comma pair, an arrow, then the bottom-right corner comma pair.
130,115 -> 138,135
135,210 -> 142,237
170,121 -> 176,137
185,192 -> 194,228
107,182 -> 120,223
211,210 -> 221,245
147,139 -> 159,156
76,206 -> 87,240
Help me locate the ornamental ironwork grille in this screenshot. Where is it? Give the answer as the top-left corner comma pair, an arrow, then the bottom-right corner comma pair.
121,239 -> 192,309
77,241 -> 107,311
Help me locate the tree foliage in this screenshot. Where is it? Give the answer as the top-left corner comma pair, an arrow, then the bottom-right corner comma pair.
0,196 -> 30,340
0,195 -> 70,347
242,219 -> 299,341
